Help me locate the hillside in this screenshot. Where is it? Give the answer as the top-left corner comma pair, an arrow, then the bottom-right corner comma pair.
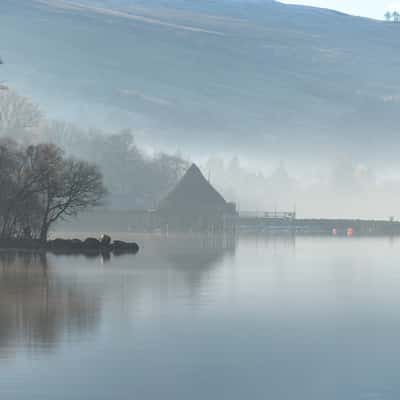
1,0 -> 400,162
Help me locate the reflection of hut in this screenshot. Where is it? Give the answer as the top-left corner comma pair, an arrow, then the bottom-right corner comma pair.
157,164 -> 237,232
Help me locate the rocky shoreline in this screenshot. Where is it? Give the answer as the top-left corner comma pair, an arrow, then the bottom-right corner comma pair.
0,235 -> 139,256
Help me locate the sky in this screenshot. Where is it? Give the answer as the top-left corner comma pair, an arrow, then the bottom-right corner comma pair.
280,0 -> 400,20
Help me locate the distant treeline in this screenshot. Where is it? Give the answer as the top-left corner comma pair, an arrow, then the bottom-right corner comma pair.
40,125 -> 189,209
0,89 -> 189,211
385,11 -> 400,22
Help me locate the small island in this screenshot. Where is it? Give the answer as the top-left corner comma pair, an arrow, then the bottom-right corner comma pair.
0,235 -> 139,256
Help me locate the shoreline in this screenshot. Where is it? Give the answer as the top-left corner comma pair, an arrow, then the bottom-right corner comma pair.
0,237 -> 140,256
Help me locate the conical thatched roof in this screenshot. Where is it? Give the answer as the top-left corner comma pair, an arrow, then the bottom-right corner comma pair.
159,164 -> 227,211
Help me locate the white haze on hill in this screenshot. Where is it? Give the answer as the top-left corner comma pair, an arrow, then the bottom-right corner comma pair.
2,0 -> 400,219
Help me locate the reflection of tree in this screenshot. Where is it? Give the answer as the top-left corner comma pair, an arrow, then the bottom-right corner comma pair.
0,238 -> 235,356
0,252 -> 100,355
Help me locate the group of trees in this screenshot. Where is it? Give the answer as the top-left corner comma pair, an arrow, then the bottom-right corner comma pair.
0,90 -> 189,210
384,10 -> 400,22
39,124 -> 189,209
0,140 -> 106,241
0,88 -> 189,239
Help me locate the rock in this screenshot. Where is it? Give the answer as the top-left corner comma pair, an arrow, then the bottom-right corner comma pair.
49,238 -> 71,249
99,234 -> 111,246
43,237 -> 139,256
47,238 -> 84,253
131,242 -> 140,253
70,239 -> 83,250
83,238 -> 101,249
112,240 -> 139,254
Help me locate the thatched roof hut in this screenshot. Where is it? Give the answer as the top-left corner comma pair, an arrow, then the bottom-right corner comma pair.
158,164 -> 236,218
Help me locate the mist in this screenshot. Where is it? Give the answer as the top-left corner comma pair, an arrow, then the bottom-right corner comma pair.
201,156 -> 400,219
4,2 -> 400,398
1,0 -> 400,218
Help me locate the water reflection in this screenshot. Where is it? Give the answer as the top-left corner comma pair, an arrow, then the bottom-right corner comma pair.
0,251 -> 100,356
162,234 -> 236,291
0,235 -> 237,358
1,236 -> 400,400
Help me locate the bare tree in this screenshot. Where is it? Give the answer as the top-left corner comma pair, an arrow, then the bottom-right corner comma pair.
26,144 -> 106,241
41,120 -> 80,151
0,90 -> 42,137
0,140 -> 20,237
153,152 -> 189,198
0,140 -> 44,238
0,142 -> 106,241
385,11 -> 393,21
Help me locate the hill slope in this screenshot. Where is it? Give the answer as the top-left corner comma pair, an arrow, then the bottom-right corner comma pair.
1,0 -> 399,161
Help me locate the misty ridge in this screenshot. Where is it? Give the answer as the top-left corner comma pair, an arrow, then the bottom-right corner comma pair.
2,88 -> 400,220
2,0 -> 400,218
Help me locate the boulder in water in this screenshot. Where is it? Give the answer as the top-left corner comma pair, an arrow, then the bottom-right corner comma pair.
112,240 -> 139,254
83,237 -> 101,249
100,234 -> 111,246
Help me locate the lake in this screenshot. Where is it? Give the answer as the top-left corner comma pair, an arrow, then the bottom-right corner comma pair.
1,234 -> 400,400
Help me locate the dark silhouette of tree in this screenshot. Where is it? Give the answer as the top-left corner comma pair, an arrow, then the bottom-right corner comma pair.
384,10 -> 400,22
26,144 -> 106,241
0,142 -> 106,241
385,11 -> 393,21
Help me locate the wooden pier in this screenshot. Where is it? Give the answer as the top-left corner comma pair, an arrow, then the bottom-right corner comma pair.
238,213 -> 400,236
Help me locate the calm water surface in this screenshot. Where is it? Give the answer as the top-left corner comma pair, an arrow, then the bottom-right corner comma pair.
1,235 -> 400,400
